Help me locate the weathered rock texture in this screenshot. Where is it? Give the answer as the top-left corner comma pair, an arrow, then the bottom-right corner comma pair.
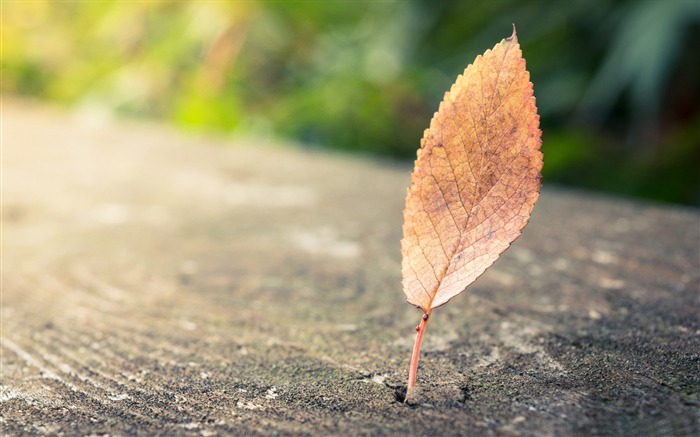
2,101 -> 698,436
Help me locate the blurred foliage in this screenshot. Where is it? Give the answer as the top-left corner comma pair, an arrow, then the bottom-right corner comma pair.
2,0 -> 699,205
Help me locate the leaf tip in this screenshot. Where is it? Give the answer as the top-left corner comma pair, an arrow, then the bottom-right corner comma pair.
506,23 -> 517,43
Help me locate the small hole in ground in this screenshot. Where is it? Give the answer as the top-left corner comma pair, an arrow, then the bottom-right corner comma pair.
459,384 -> 472,403
393,386 -> 407,403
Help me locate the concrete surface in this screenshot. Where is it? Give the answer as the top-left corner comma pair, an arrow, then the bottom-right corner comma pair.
2,100 -> 698,436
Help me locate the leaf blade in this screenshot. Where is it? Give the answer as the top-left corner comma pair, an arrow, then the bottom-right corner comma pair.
401,28 -> 542,312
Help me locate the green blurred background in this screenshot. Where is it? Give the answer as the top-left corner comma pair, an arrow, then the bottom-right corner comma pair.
3,0 -> 699,205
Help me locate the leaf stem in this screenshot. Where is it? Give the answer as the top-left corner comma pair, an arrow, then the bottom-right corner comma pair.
407,308 -> 432,392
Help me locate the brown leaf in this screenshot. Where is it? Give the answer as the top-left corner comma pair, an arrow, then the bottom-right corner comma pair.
401,27 -> 542,313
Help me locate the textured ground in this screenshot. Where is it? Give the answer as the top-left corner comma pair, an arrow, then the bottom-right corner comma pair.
2,100 -> 699,436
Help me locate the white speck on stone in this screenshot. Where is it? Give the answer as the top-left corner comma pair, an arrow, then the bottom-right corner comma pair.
512,247 -> 534,263
290,227 -> 360,258
476,346 -> 501,368
179,320 -> 197,331
528,264 -> 543,276
0,387 -> 22,402
109,393 -> 130,401
553,258 -> 569,271
180,422 -> 199,429
592,250 -> 616,264
200,372 -> 209,379
370,374 -> 388,384
423,330 -> 459,353
180,260 -> 199,275
488,270 -> 516,287
236,401 -> 265,410
600,277 -> 625,289
265,387 -> 278,400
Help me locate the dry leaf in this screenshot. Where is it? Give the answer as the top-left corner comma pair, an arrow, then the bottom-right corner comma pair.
401,25 -> 542,393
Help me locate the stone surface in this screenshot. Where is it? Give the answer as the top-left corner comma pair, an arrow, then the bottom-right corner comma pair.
2,100 -> 699,436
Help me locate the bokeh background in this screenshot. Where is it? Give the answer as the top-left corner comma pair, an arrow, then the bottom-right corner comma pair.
3,0 -> 699,205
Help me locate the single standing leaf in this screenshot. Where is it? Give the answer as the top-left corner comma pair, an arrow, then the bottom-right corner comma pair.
401,25 -> 542,393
